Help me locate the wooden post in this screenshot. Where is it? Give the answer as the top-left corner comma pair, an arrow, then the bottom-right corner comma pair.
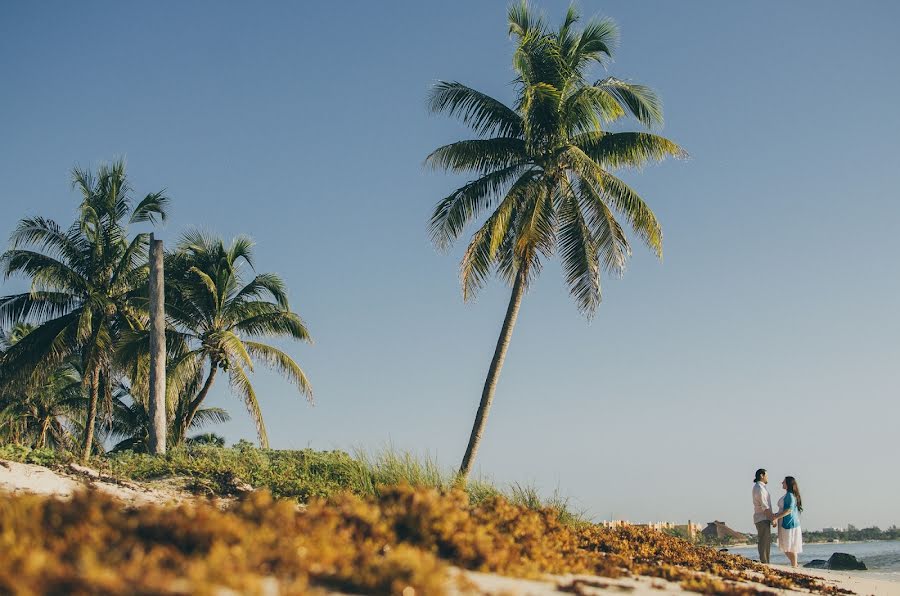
148,234 -> 167,455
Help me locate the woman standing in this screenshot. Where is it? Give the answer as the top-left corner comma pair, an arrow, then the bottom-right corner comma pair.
772,476 -> 804,567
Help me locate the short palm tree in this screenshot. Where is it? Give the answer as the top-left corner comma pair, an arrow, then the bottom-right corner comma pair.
164,231 -> 312,447
0,323 -> 83,449
427,2 -> 684,480
0,160 -> 168,459
106,381 -> 230,452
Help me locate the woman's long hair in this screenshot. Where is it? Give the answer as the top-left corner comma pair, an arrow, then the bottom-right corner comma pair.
785,476 -> 803,512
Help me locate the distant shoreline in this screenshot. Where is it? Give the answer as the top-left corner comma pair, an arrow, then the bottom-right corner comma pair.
726,539 -> 896,549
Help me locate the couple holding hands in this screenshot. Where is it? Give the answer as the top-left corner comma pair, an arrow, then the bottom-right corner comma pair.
752,468 -> 804,567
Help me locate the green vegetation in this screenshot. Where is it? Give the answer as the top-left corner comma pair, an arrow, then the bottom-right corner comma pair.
157,231 -> 312,448
427,1 -> 683,479
0,162 -> 313,460
0,161 -> 169,459
0,443 -> 584,523
804,525 -> 900,543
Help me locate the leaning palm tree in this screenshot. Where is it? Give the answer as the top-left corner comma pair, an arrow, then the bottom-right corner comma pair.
0,160 -> 168,459
427,2 -> 685,480
163,231 -> 312,447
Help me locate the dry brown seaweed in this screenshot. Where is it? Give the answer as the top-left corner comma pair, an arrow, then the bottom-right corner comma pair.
0,486 -> 850,595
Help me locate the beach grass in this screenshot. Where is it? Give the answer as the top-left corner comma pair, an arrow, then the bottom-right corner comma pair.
0,443 -> 582,522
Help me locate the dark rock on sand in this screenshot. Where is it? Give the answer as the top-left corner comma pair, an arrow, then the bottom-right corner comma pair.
804,559 -> 828,569
826,553 -> 867,571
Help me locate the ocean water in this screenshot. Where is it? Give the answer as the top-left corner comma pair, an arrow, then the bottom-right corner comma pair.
728,540 -> 900,581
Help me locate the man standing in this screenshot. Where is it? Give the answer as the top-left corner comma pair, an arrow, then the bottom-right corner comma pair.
752,468 -> 774,563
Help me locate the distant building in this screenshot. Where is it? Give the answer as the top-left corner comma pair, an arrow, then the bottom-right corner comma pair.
599,520 -> 630,529
684,520 -> 702,540
701,521 -> 746,541
823,527 -> 844,533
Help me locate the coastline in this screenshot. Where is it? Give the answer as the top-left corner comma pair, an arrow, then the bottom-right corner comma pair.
770,565 -> 900,595
729,539 -> 894,548
452,566 -> 900,595
726,539 -> 900,583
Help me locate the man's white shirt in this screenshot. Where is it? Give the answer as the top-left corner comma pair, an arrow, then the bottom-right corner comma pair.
752,481 -> 773,524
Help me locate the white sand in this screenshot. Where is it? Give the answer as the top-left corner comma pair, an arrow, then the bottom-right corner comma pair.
453,566 -> 900,595
0,458 -> 190,505
770,564 -> 900,595
452,569 -> 691,594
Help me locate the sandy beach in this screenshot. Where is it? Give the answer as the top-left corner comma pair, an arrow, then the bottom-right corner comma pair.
769,565 -> 900,596
3,457 -> 897,595
452,566 -> 900,595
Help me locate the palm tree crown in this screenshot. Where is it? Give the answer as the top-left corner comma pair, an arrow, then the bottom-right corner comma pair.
428,2 -> 684,314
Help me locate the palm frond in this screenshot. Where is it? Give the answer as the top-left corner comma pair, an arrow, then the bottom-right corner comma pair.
188,266 -> 220,305
109,233 -> 150,290
458,169 -> 539,300
129,191 -> 170,224
244,341 -> 313,401
575,176 -> 631,276
219,331 -> 254,371
557,178 -> 601,315
573,17 -> 618,66
0,292 -> 81,327
227,235 -> 255,270
230,308 -> 311,342
1,250 -> 86,293
428,82 -> 524,138
189,406 -> 231,428
425,138 -> 528,175
227,363 -> 268,448
508,0 -> 545,40
230,273 -> 289,310
574,131 -> 686,169
429,165 -> 532,250
592,77 -> 664,128
8,217 -> 88,271
594,170 -> 662,257
0,313 -> 79,384
565,146 -> 662,257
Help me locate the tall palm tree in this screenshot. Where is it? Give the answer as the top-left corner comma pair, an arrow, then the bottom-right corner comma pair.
163,231 -> 312,447
0,160 -> 168,459
427,2 -> 685,480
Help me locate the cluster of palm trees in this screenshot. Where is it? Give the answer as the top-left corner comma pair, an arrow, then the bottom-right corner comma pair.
1,2 -> 681,476
0,161 -> 312,460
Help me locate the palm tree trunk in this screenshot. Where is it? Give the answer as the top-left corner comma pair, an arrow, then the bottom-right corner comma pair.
148,235 -> 167,454
180,365 -> 218,443
37,417 -> 50,449
81,367 -> 100,461
458,268 -> 527,482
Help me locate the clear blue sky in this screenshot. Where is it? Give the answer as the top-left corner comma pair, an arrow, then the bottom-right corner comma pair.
2,1 -> 899,532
